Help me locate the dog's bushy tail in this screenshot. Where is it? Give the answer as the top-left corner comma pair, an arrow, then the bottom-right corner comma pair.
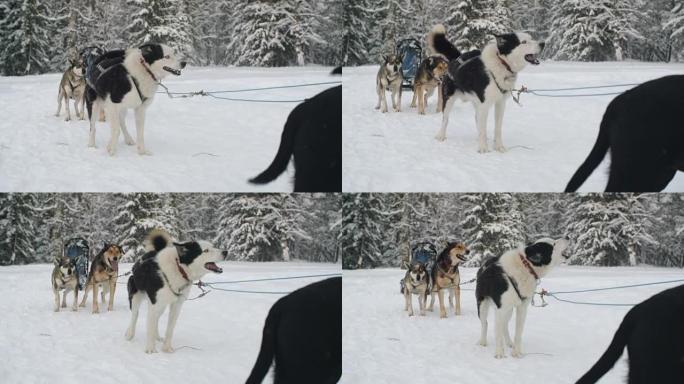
248,103 -> 303,185
428,24 -> 461,61
245,301 -> 280,384
575,308 -> 633,384
145,229 -> 171,252
565,104 -> 613,192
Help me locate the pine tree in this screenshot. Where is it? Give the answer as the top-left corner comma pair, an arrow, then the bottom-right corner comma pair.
342,0 -> 372,65
665,0 -> 684,61
340,193 -> 386,269
460,193 -> 526,267
0,0 -> 53,75
548,0 -> 641,61
445,0 -> 512,51
126,0 -> 192,53
0,194 -> 39,265
115,193 -> 176,260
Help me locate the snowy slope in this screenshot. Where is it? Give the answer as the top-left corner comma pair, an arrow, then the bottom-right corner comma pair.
0,67 -> 338,192
0,262 -> 339,383
342,266 -> 684,384
343,61 -> 684,192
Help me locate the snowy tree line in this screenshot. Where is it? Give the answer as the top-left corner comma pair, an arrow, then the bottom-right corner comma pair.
343,0 -> 684,65
0,0 -> 342,76
341,193 -> 684,269
0,193 -> 341,265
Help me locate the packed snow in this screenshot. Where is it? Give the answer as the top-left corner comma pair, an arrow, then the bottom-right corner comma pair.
0,67 -> 339,192
342,61 -> 684,192
342,266 -> 684,384
0,261 -> 339,383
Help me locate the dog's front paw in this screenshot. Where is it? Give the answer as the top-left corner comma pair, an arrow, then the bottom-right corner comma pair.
65,117 -> 71,122
106,144 -> 116,156
124,329 -> 134,341
71,306 -> 78,312
92,306 -> 99,314
54,307 -> 60,312
381,107 -> 388,113
161,344 -> 174,353
125,137 -> 135,146
495,143 -> 507,153
137,147 -> 153,156
478,339 -> 487,347
79,302 -> 86,307
495,351 -> 507,359
408,311 -> 414,317
107,306 -> 113,311
145,346 -> 158,354
478,145 -> 490,153
439,311 -> 447,319
435,133 -> 446,142
419,311 -> 426,316
454,309 -> 461,316
511,349 -> 523,358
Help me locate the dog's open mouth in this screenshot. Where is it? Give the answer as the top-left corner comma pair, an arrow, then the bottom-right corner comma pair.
111,259 -> 119,272
163,66 -> 181,76
457,254 -> 467,262
525,54 -> 540,65
204,262 -> 223,273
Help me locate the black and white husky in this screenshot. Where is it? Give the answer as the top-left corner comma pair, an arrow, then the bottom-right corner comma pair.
476,238 -> 568,358
85,43 -> 186,156
125,230 -> 226,353
429,24 -> 545,153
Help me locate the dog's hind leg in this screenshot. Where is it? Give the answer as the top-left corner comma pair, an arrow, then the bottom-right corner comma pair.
161,301 -> 184,353
476,104 -> 491,153
119,110 -> 135,146
428,290 -> 435,311
503,310 -> 514,348
125,293 -> 143,340
511,301 -> 530,358
410,85 -> 418,108
53,290 -> 61,312
405,290 -> 414,316
72,287 -> 78,311
134,107 -> 152,155
55,88 -> 64,117
436,84 -> 443,113
105,105 -> 121,156
92,281 -> 100,313
145,303 -> 166,353
61,290 -> 68,308
478,300 -> 489,346
88,100 -> 101,148
494,99 -> 507,152
79,282 -> 90,307
435,96 -> 455,141
494,307 -> 513,358
438,289 -> 447,318
107,279 -> 116,311
64,91 -> 72,122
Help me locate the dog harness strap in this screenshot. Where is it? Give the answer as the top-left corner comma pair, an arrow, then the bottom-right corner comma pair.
131,76 -> 147,103
505,274 -> 525,301
139,57 -> 159,83
488,70 -> 511,95
175,258 -> 190,281
496,55 -> 515,75
518,253 -> 540,281
160,270 -> 189,297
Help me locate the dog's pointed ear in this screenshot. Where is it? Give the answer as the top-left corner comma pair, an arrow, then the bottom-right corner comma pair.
381,54 -> 388,63
173,242 -> 188,259
494,34 -> 511,50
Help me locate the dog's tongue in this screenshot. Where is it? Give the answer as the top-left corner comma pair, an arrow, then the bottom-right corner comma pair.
205,262 -> 223,273
111,259 -> 119,272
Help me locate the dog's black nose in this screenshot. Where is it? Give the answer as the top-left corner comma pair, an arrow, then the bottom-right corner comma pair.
180,61 -> 187,69
539,41 -> 546,51
221,250 -> 227,258
466,250 -> 470,255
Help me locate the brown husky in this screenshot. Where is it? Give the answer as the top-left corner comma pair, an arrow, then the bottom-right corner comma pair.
410,56 -> 449,114
428,242 -> 469,318
79,243 -> 123,313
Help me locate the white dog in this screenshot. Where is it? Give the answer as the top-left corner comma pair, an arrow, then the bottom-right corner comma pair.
85,44 -> 185,156
475,237 -> 568,358
125,231 -> 226,353
429,24 -> 545,152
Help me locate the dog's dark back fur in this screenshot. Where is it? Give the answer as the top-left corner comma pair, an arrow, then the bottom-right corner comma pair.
565,75 -> 684,192
245,277 -> 341,384
127,235 -> 168,308
475,256 -> 508,315
575,284 -> 684,384
249,85 -> 342,192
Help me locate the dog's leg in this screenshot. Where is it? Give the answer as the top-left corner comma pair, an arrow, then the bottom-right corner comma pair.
428,290 -> 435,311
92,281 -> 100,313
418,290 -> 426,316
494,307 -> 512,358
119,110 -> 135,146
55,88 -> 63,117
454,286 -> 461,315
72,287 -> 78,311
512,301 -> 530,358
406,289 -> 414,317
438,289 -> 447,318
107,279 -> 116,311
161,301 -> 184,353
134,107 -> 152,155
53,289 -> 60,312
448,287 -> 454,308
125,293 -> 144,340
478,300 -> 489,346
418,86 -> 425,115
494,99 -> 507,152
106,105 -> 122,156
436,84 -> 443,113
145,303 -> 165,353
61,289 -> 67,308
79,94 -> 86,120
64,90 -> 72,122
403,286 -> 410,311
476,104 -> 491,153
74,96 -> 81,120
503,310 -> 514,348
88,101 -> 101,148
395,86 -> 402,112
410,85 -> 418,108
435,96 -> 455,141
378,85 -> 388,113
79,282 -> 90,307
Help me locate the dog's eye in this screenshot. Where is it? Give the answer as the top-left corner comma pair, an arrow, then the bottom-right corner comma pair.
203,249 -> 209,253
164,55 -> 170,59
521,40 -> 527,44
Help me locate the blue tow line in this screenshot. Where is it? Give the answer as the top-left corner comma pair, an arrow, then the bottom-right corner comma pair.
200,272 -> 342,295
538,278 -> 684,307
513,82 -> 640,100
156,80 -> 341,103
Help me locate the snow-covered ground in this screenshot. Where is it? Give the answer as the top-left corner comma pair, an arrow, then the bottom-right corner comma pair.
342,266 -> 684,384
0,67 -> 339,192
343,61 -> 684,192
0,261 -> 339,383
